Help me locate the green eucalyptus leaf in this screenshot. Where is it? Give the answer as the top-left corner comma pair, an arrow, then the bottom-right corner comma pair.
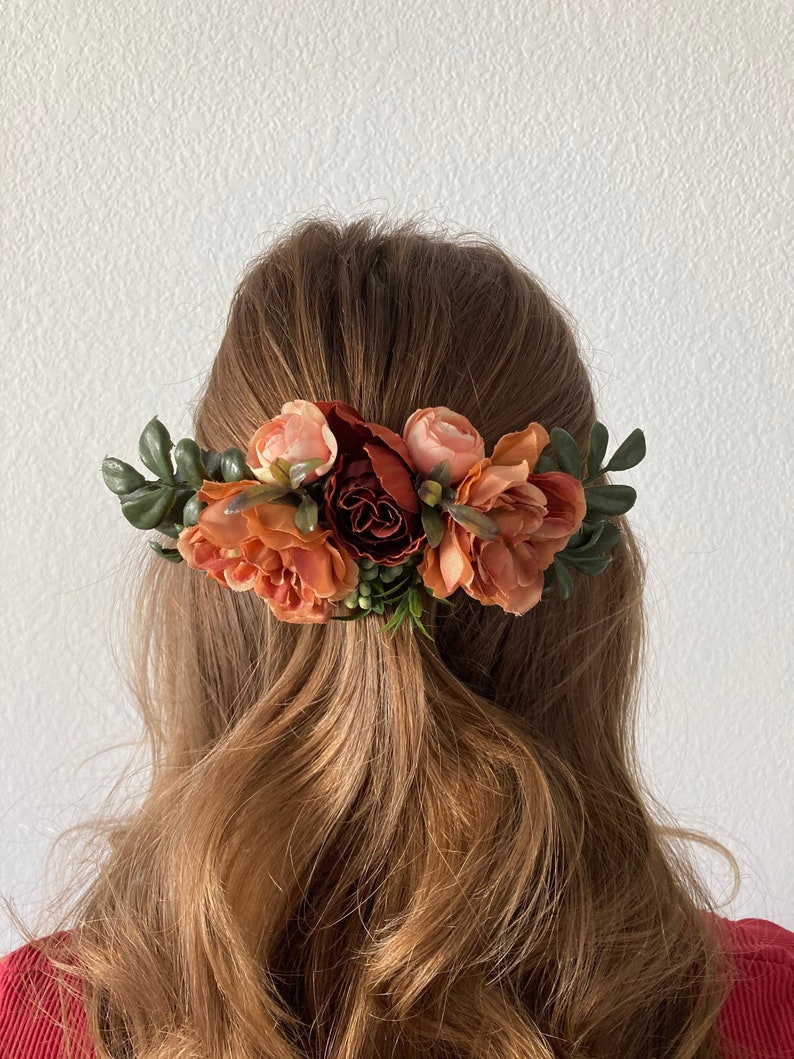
120,483 -> 177,529
549,427 -> 581,479
561,553 -> 612,575
417,479 -> 443,506
148,540 -> 184,563
603,427 -> 646,473
182,494 -> 207,527
224,483 -> 291,514
421,504 -> 445,548
565,521 -> 605,554
152,519 -> 181,540
586,421 -> 610,479
443,503 -> 499,541
269,458 -> 292,487
426,460 -> 452,489
201,449 -> 224,480
101,457 -> 146,496
165,487 -> 195,523
138,416 -> 176,484
566,520 -> 621,557
289,457 -> 325,488
533,454 -> 558,474
222,447 -> 253,483
591,520 -> 621,553
564,526 -> 589,551
553,556 -> 575,600
584,484 -> 637,516
173,439 -> 209,489
293,495 -> 319,534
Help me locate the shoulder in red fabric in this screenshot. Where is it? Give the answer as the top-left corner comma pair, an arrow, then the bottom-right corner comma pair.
714,916 -> 794,1059
0,931 -> 95,1059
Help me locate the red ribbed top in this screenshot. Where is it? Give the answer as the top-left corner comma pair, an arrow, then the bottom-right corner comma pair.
0,917 -> 792,1057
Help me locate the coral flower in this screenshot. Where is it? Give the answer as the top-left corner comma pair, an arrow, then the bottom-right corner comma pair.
247,399 -> 337,485
176,479 -> 261,591
418,423 -> 587,614
176,479 -> 358,623
402,406 -> 485,483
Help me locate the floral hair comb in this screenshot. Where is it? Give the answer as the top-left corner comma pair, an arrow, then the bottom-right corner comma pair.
101,401 -> 645,638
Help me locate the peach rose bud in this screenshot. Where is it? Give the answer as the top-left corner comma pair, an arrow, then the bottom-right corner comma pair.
402,406 -> 485,483
247,400 -> 337,486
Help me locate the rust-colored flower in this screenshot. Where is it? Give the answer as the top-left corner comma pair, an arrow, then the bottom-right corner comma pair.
176,478 -> 359,623
317,401 -> 425,566
418,423 -> 586,614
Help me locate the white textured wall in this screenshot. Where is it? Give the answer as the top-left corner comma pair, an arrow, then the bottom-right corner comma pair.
2,0 -> 791,952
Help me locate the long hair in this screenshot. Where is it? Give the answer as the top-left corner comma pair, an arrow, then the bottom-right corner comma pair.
13,212 -> 742,1058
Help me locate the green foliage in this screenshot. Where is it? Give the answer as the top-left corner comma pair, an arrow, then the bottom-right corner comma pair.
421,504 -> 445,547
294,495 -> 319,534
289,457 -> 325,488
224,483 -> 291,514
585,421 -> 609,479
549,427 -> 581,478
443,503 -> 499,541
533,454 -> 558,474
602,427 -> 645,472
426,460 -> 452,488
149,541 -> 183,563
138,416 -> 177,484
120,484 -> 176,530
173,438 -> 209,489
583,484 -> 637,516
101,457 -> 146,495
221,447 -> 254,482
182,494 -> 206,527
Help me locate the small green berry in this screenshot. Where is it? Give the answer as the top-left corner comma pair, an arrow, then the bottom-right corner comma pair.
358,582 -> 372,597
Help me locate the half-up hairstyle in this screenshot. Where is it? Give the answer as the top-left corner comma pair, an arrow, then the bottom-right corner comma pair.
18,213 -> 741,1058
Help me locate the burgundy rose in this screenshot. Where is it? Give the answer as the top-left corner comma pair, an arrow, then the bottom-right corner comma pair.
316,400 -> 425,565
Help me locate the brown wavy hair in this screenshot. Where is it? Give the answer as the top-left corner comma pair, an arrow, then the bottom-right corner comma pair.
11,212 -> 745,1058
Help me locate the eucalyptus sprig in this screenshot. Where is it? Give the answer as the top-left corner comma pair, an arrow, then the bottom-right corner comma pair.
330,552 -> 451,640
417,459 -> 499,548
101,415 -> 255,563
535,420 -> 646,602
223,456 -> 326,534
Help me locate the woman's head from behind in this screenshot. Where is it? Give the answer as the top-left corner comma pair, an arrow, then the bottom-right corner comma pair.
40,213 -> 734,1058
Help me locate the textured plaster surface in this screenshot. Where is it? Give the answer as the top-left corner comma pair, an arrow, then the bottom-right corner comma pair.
1,0 -> 791,951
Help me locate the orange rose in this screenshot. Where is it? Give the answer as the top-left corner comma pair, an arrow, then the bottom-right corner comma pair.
176,479 -> 261,591
402,406 -> 485,483
247,400 -> 337,486
176,479 -> 358,623
418,423 -> 586,615
240,499 -> 359,623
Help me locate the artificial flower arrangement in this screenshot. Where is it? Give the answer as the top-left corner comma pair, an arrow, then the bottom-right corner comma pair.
101,401 -> 645,639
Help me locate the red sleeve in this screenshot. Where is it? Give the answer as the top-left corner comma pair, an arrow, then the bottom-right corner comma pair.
0,933 -> 94,1059
715,916 -> 794,1058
